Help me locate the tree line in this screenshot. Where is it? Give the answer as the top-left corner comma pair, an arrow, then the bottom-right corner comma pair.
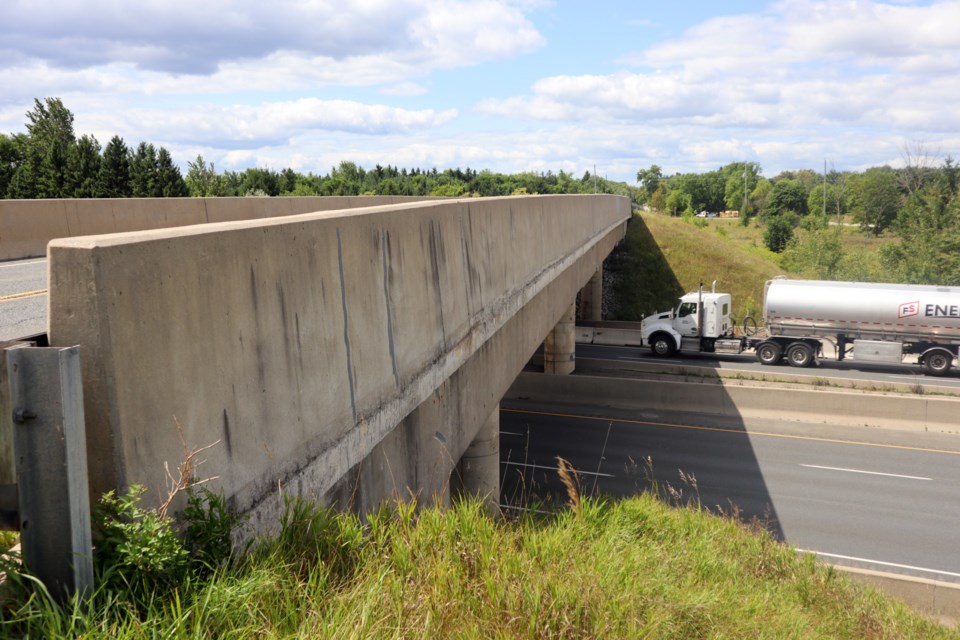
636,153 -> 960,286
5,97 -> 956,285
1,98 -> 632,201
0,98 -> 189,199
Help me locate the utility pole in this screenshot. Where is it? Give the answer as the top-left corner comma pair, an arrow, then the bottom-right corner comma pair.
823,159 -> 827,219
742,163 -> 747,218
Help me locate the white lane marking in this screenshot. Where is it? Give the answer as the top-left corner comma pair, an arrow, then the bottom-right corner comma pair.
499,431 -> 525,437
798,549 -> 960,581
0,259 -> 46,269
501,461 -> 615,478
800,464 -> 931,481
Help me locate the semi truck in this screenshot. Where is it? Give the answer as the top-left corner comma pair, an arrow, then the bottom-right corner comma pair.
639,278 -> 960,376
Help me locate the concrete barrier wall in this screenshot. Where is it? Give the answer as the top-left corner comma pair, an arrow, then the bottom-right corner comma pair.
0,196 -> 437,261
46,195 -> 630,522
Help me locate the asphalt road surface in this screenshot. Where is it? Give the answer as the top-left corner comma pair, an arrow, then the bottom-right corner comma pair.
500,401 -> 960,583
578,343 -> 960,390
0,258 -> 46,342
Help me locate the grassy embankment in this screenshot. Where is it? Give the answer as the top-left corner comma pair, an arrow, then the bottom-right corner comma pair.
4,494 -> 957,638
610,212 -> 787,321
611,212 -> 892,322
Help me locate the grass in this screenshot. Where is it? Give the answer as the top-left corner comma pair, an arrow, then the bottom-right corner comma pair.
642,213 -> 788,319
2,494 -> 956,638
611,213 -> 789,321
611,212 -> 903,322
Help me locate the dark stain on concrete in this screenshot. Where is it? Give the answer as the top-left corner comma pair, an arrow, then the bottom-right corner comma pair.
222,409 -> 233,458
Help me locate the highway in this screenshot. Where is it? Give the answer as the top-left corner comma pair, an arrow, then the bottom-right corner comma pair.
578,342 -> 960,390
0,258 -> 46,342
499,401 -> 960,583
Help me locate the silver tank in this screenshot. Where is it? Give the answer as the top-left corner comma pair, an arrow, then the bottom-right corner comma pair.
764,278 -> 960,342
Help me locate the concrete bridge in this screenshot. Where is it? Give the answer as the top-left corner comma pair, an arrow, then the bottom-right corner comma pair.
2,194 -> 629,535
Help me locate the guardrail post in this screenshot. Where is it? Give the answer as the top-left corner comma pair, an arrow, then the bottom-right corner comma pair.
6,346 -> 93,601
0,341 -> 30,529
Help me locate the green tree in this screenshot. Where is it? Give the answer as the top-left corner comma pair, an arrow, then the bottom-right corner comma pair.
66,134 -> 102,197
881,160 -> 960,284
98,135 -> 132,197
278,167 -> 297,195
130,142 -> 159,197
851,167 -> 900,236
648,184 -> 667,212
156,147 -> 189,197
185,155 -> 227,197
766,179 -> 808,218
0,133 -> 24,197
636,165 -> 663,203
781,226 -> 844,278
746,178 -> 773,224
764,213 -> 797,252
664,189 -> 691,216
239,167 -> 280,196
721,162 -> 760,213
10,98 -> 76,198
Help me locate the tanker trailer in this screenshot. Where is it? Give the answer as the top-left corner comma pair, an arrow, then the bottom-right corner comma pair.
753,278 -> 960,376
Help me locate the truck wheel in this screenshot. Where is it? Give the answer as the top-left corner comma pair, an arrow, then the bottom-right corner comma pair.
922,350 -> 953,376
649,334 -> 676,358
786,342 -> 815,368
756,341 -> 782,365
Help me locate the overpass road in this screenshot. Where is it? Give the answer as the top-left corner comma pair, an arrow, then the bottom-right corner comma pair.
500,401 -> 960,584
0,258 -> 46,342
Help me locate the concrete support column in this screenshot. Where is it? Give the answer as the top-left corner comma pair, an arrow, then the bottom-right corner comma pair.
454,407 -> 500,517
544,302 -> 576,375
578,268 -> 603,321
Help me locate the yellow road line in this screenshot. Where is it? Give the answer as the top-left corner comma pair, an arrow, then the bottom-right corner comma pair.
501,407 -> 960,456
0,289 -> 47,303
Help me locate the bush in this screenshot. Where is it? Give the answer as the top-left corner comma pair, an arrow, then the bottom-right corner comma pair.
93,485 -> 191,602
764,213 -> 797,252
91,484 -> 240,610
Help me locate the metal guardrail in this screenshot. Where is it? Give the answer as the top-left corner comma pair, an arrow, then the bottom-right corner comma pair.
1,343 -> 93,601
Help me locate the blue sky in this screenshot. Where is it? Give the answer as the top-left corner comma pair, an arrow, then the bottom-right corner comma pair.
2,0 -> 957,182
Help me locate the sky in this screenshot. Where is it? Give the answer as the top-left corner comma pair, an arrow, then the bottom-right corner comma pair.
2,0 -> 959,183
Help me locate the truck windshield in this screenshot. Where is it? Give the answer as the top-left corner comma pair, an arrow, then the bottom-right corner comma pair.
678,302 -> 697,318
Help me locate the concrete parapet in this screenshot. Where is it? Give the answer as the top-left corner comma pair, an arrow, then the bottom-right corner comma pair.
0,196 -> 436,261
46,195 -> 629,525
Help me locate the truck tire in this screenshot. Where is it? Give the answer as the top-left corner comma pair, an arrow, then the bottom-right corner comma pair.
649,334 -> 676,358
756,341 -> 782,366
786,342 -> 815,368
922,349 -> 953,376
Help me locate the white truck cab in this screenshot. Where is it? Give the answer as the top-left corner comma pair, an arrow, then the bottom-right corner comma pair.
640,289 -> 732,357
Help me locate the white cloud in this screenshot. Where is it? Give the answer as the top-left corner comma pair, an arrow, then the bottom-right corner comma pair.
478,0 -> 960,174
85,99 -> 459,149
0,0 -> 543,77
3,0 -> 958,182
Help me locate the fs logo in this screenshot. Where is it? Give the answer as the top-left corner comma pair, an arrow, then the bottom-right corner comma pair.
899,301 -> 920,318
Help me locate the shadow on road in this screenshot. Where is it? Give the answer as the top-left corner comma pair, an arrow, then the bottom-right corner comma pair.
498,372 -> 785,542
